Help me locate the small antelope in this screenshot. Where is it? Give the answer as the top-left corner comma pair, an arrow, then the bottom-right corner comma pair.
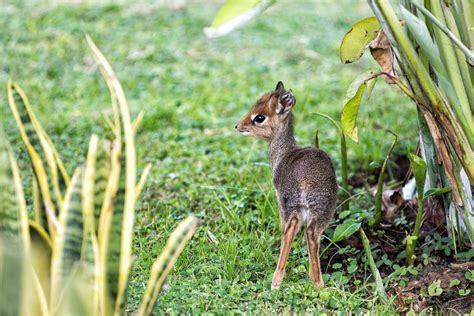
235,81 -> 337,289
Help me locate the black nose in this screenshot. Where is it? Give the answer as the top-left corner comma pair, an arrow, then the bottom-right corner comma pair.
234,125 -> 237,129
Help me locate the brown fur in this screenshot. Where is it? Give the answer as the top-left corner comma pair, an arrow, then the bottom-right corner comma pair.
236,82 -> 337,289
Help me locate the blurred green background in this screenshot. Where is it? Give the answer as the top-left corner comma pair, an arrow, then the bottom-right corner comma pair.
0,1 -> 416,312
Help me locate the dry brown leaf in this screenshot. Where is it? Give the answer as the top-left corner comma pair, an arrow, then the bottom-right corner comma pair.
368,30 -> 398,83
424,195 -> 445,227
382,189 -> 405,222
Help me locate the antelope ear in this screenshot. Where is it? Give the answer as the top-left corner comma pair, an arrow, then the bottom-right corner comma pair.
275,81 -> 285,92
275,89 -> 296,114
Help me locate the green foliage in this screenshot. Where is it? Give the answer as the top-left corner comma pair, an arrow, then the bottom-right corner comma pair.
449,278 -> 460,287
339,17 -> 381,64
341,0 -> 474,249
423,187 -> 451,201
332,220 -> 360,242
0,2 -> 419,313
204,0 -> 275,38
0,40 -> 198,315
369,130 -> 397,227
427,280 -> 443,296
340,72 -> 376,144
428,233 -> 454,257
389,264 -> 419,289
373,0 -> 473,241
465,270 -> 474,282
406,153 -> 427,265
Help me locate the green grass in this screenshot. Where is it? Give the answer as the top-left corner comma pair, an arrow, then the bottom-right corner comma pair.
0,1 -> 417,313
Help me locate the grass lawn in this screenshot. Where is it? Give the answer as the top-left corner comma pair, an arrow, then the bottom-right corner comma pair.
1,1 -> 419,313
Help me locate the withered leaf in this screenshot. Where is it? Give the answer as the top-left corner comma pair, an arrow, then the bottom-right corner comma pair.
368,29 -> 398,83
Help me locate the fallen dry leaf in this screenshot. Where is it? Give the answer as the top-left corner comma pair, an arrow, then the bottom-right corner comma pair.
423,195 -> 445,228
382,188 -> 405,222
368,29 -> 398,83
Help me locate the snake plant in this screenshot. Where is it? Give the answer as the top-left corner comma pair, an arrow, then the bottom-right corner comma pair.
0,36 -> 199,316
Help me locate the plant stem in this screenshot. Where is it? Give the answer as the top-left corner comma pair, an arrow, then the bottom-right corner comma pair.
369,130 -> 397,226
359,228 -> 388,302
430,0 -> 473,117
406,189 -> 423,266
340,133 -> 349,211
409,0 -> 474,65
313,112 -> 349,210
314,129 -> 320,149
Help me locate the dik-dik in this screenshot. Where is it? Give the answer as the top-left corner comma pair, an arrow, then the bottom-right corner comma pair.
235,82 -> 337,289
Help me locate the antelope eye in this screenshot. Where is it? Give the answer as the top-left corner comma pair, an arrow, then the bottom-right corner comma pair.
253,114 -> 266,124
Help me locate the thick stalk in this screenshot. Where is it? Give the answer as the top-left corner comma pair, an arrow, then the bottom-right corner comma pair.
371,0 -> 474,188
450,148 -> 474,243
417,110 -> 450,210
441,2 -> 473,112
406,195 -> 423,265
430,1 -> 472,116
409,0 -> 474,64
453,0 -> 473,49
406,151 -> 427,265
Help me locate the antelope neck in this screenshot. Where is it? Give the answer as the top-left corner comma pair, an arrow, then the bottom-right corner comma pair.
268,114 -> 296,170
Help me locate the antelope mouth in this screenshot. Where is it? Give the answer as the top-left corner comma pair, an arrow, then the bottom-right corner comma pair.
238,129 -> 250,136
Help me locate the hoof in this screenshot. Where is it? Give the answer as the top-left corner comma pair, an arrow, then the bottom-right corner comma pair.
311,280 -> 325,288
272,271 -> 283,290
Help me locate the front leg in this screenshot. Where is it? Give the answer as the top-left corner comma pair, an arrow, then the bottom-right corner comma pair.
272,216 -> 300,289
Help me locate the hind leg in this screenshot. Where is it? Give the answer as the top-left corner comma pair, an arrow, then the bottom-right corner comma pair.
306,221 -> 324,287
272,216 -> 300,289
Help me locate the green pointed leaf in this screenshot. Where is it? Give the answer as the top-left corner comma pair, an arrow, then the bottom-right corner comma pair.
340,17 -> 381,63
333,220 -> 361,242
86,36 -> 137,313
423,187 -> 451,200
28,221 -> 52,314
400,6 -> 446,77
408,153 -> 427,198
107,156 -> 125,306
96,140 -> 121,316
7,80 -> 66,234
369,130 -> 397,227
137,216 -> 199,316
93,140 -> 111,233
51,168 -> 84,308
341,72 -> 376,143
204,0 -> 275,38
0,126 -> 20,240
0,239 -> 23,316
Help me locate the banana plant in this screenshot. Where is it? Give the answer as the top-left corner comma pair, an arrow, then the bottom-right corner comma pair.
339,0 -> 473,244
0,36 -> 199,316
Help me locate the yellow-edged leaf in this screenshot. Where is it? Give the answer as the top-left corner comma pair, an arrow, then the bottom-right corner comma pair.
137,216 -> 199,316
86,35 -> 137,313
50,168 -> 84,311
7,80 -> 59,234
341,72 -> 376,143
340,17 -> 380,64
